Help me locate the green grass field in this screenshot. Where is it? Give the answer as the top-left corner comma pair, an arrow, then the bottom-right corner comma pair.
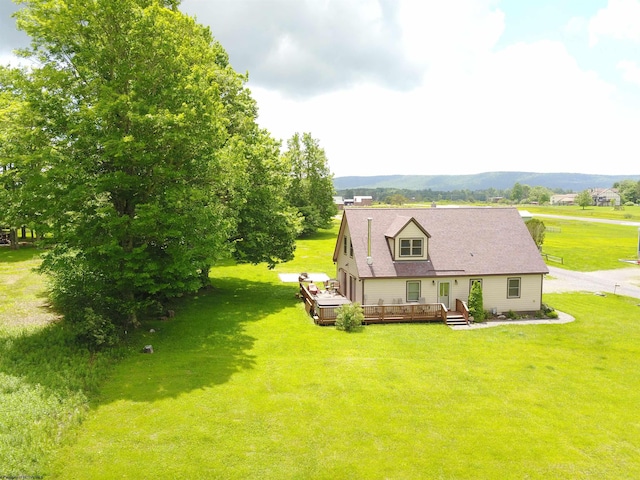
524,204 -> 640,222
538,219 -> 638,271
2,217 -> 640,479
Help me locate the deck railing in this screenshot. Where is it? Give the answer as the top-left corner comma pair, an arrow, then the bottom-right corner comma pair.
315,302 -> 447,325
456,298 -> 470,325
300,282 -> 452,326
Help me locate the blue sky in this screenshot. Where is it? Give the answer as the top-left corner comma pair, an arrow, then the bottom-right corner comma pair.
2,0 -> 639,177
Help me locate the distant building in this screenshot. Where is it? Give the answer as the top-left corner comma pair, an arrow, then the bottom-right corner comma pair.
590,188 -> 620,206
333,196 -> 345,211
550,194 -> 577,206
353,195 -> 373,207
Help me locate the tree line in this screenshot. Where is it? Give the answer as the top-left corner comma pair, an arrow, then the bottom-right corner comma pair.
338,179 -> 640,206
0,0 -> 335,347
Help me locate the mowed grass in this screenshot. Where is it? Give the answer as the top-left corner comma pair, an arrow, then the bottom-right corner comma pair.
3,219 -> 640,478
43,222 -> 640,479
525,204 -> 640,222
538,219 -> 638,271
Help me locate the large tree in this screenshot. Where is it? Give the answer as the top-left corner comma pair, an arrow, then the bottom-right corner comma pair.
576,189 -> 593,209
8,0 -> 297,328
284,132 -> 337,235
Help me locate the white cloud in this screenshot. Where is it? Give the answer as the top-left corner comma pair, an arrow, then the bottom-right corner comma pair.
252,23 -> 639,177
618,60 -> 640,85
588,0 -> 640,46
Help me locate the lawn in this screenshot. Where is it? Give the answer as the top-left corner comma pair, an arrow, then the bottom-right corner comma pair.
537,218 -> 639,271
524,204 -> 640,222
2,221 -> 640,479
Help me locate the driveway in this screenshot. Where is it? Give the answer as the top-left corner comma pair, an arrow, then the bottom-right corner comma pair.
544,265 -> 640,299
531,212 -> 640,299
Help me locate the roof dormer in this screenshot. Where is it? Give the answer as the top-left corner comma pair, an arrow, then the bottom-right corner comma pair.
385,216 -> 431,261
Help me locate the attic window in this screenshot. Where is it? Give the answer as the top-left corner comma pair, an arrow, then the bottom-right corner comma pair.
400,238 -> 423,257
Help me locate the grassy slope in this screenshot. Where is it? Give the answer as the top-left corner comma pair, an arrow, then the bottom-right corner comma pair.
44,222 -> 640,479
2,217 -> 640,478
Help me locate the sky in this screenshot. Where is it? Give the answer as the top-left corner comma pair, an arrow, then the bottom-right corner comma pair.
1,0 -> 640,178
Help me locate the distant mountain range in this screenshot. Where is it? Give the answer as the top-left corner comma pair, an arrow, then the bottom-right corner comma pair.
333,172 -> 640,192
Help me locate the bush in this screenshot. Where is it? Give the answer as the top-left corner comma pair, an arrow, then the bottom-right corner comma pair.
70,308 -> 119,353
468,282 -> 485,322
335,303 -> 364,332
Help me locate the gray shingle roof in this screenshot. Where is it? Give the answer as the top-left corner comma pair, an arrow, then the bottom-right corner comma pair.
337,207 -> 549,279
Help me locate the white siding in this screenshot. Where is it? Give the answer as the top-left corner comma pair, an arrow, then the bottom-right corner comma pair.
393,222 -> 428,260
481,274 -> 543,313
335,223 -> 361,301
361,274 -> 543,312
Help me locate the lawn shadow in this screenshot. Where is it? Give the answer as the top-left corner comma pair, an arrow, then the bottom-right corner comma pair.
0,275 -> 301,406
91,275 -> 301,404
0,245 -> 42,263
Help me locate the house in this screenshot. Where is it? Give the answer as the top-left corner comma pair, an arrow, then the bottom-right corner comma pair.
550,194 -> 577,205
333,196 -> 345,211
590,188 -> 620,207
332,207 -> 549,316
353,195 -> 373,206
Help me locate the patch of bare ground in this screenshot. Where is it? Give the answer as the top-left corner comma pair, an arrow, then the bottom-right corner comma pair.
0,298 -> 60,329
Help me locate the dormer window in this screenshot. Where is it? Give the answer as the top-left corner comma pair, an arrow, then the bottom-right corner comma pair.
400,238 -> 423,257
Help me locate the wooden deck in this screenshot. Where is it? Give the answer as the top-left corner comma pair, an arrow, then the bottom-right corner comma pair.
299,283 -> 470,327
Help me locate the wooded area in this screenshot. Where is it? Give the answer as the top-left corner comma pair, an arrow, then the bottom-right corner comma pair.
0,0 -> 335,343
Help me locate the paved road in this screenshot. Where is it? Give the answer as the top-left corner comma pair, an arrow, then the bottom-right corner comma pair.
544,265 -> 640,299
533,213 -> 640,227
530,213 -> 640,300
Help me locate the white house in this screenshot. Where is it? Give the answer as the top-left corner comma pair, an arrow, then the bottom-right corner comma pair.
332,207 -> 549,316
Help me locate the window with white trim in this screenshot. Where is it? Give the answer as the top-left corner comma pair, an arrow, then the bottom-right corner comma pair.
343,236 -> 348,255
507,277 -> 521,298
406,281 -> 421,302
400,238 -> 423,257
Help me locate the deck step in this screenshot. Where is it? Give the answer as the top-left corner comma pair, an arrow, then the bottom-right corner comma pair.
445,311 -> 468,326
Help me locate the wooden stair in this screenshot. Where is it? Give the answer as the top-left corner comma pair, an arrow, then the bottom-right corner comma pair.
445,311 -> 469,327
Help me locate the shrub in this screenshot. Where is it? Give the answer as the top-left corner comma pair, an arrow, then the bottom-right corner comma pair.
546,310 -> 559,319
335,303 -> 364,332
70,308 -> 119,353
468,282 -> 485,322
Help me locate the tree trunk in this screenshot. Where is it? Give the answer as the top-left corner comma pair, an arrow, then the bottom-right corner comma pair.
9,228 -> 18,250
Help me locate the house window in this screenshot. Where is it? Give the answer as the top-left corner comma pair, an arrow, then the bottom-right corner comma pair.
507,277 -> 521,298
400,238 -> 423,257
343,236 -> 348,255
406,281 -> 421,302
349,240 -> 353,258
470,278 -> 482,290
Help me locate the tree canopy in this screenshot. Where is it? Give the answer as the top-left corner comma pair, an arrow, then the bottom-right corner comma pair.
577,190 -> 593,209
283,132 -> 337,235
2,0 -> 299,331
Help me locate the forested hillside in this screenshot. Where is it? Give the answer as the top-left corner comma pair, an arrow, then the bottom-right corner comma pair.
334,172 -> 640,192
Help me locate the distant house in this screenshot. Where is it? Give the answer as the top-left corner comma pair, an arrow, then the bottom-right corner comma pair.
332,207 -> 548,316
353,195 -> 373,207
550,194 -> 577,206
333,196 -> 345,211
590,188 -> 620,206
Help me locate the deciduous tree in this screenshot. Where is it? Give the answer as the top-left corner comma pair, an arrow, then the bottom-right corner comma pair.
284,132 -> 337,235
8,0 -> 297,330
577,190 -> 593,209
525,218 -> 546,249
